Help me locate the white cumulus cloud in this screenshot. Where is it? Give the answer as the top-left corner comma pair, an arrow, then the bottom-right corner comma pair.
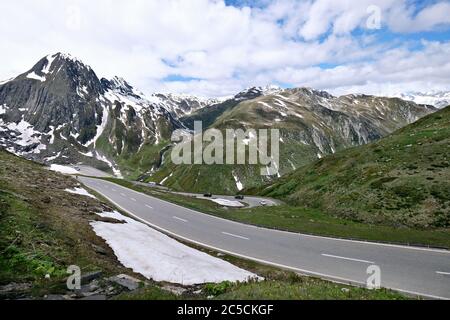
0,0 -> 449,97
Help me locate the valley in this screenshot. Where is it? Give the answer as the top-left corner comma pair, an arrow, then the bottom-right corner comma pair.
1,52 -> 449,300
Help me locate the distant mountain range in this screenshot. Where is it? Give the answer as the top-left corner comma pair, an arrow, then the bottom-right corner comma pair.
0,53 -> 441,192
393,91 -> 450,109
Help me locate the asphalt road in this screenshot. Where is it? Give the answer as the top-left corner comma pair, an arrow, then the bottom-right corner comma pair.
79,176 -> 450,299
169,191 -> 280,208
74,165 -> 112,178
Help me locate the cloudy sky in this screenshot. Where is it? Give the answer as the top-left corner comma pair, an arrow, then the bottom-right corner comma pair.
1,0 -> 450,97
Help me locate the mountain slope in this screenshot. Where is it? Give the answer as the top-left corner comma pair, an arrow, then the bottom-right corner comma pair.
0,53 -> 188,178
0,148 -> 134,298
151,88 -> 436,194
0,53 -> 439,187
259,105 -> 450,229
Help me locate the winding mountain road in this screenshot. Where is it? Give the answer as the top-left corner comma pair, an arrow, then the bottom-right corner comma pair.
79,176 -> 450,299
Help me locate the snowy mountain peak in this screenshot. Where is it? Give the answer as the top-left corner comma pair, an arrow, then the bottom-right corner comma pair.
102,76 -> 144,98
19,52 -> 98,87
262,84 -> 283,95
393,91 -> 450,109
234,85 -> 283,101
53,52 -> 91,68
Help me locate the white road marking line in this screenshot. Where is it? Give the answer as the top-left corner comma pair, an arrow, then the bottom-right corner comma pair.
436,271 -> 450,275
111,188 -> 117,192
173,216 -> 188,223
145,204 -> 153,209
120,193 -> 126,197
130,198 -> 136,202
322,254 -> 375,264
222,232 -> 249,240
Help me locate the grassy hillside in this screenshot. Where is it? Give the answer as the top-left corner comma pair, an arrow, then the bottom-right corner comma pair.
260,106 -> 450,229
0,150 -> 135,298
150,90 -> 435,194
0,150 -> 409,300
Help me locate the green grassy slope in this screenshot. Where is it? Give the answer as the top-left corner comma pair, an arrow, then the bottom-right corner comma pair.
151,91 -> 435,194
260,106 -> 450,229
0,150 -> 135,298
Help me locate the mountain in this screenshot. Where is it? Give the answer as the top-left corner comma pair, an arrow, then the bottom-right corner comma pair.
0,53 -> 438,186
148,93 -> 225,118
148,88 -> 436,194
258,105 -> 450,229
179,86 -> 280,130
394,91 -> 450,109
0,53 -> 199,178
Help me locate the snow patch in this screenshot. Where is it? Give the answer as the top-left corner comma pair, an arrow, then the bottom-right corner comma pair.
42,54 -> 57,74
84,104 -> 109,147
47,126 -> 55,144
45,152 -> 61,162
77,85 -> 89,98
49,164 -> 79,175
161,173 -> 173,185
232,172 -> 244,191
95,152 -> 123,178
26,72 -> 46,82
257,101 -> 273,109
5,120 -> 46,153
90,210 -> 258,285
65,187 -> 96,199
80,151 -> 94,157
210,198 -> 244,207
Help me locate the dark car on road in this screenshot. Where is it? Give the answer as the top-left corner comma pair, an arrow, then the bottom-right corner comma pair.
235,195 -> 244,200
203,193 -> 213,198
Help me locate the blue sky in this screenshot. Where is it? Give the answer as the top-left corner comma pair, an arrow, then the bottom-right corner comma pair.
0,0 -> 450,97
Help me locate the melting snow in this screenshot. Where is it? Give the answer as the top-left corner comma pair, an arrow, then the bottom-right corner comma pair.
5,120 -> 46,153
42,54 -> 57,74
84,104 -> 109,147
49,164 -> 79,175
95,152 -> 123,178
77,85 -> 89,98
210,198 -> 244,207
160,173 -> 173,185
288,159 -> 296,170
80,151 -> 94,157
47,126 -> 55,144
45,152 -> 61,162
0,104 -> 7,115
232,172 -> 244,191
273,99 -> 287,108
91,210 -> 258,285
64,187 -> 96,199
26,72 -> 46,82
257,101 -> 273,109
